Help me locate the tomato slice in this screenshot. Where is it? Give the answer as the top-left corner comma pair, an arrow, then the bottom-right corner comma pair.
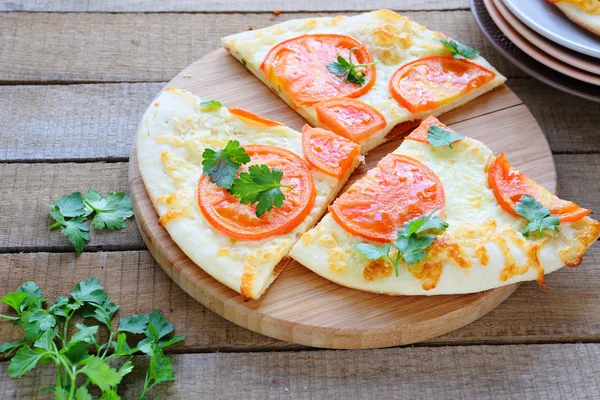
301,125 -> 360,179
314,98 -> 386,142
198,144 -> 316,241
229,107 -> 284,127
488,153 -> 590,223
389,56 -> 496,113
330,154 -> 445,242
260,34 -> 376,106
406,116 -> 458,144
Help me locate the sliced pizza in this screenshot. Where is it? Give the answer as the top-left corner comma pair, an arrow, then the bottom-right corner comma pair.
289,117 -> 600,295
222,9 -> 506,153
136,88 -> 361,299
547,0 -> 600,36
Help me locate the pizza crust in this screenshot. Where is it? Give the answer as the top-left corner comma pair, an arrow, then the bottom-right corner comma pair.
554,2 -> 600,36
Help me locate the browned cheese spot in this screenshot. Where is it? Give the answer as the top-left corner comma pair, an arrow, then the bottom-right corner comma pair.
158,209 -> 184,227
559,218 -> 600,268
363,257 -> 394,281
272,256 -> 290,278
240,263 -> 258,300
408,261 -> 443,291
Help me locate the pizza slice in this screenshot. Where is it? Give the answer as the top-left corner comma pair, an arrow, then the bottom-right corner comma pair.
222,9 -> 506,153
289,117 -> 600,295
547,0 -> 600,36
136,88 -> 361,299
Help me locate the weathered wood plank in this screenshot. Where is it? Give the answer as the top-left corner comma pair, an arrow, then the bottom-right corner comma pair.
0,0 -> 469,12
1,156 -> 597,251
0,162 -> 144,252
1,79 -> 597,162
0,11 -> 522,83
0,251 -> 288,355
1,343 -> 599,399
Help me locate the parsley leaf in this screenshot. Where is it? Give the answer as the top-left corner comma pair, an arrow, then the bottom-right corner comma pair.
8,346 -> 48,377
230,165 -> 292,217
71,278 -> 108,305
515,195 -> 560,237
118,314 -> 149,334
436,38 -> 479,59
60,217 -> 90,254
55,192 -> 87,218
80,356 -> 123,392
202,140 -> 251,190
199,100 -> 222,109
427,125 -> 464,149
84,190 -> 134,230
326,47 -> 378,86
356,211 -> 448,276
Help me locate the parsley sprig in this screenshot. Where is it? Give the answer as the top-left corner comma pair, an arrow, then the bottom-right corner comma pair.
49,191 -> 134,254
515,195 -> 560,237
427,125 -> 464,149
0,279 -> 184,400
199,100 -> 222,109
436,38 -> 479,59
202,141 -> 292,217
326,47 -> 379,86
356,211 -> 448,276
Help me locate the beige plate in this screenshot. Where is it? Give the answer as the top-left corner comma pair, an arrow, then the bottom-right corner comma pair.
129,48 -> 557,349
485,0 -> 600,86
494,0 -> 600,75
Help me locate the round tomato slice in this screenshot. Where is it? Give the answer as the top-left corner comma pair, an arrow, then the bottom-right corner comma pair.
314,98 -> 386,142
488,153 -> 590,223
301,125 -> 360,179
198,144 -> 316,241
260,34 -> 376,106
229,107 -> 284,127
330,154 -> 445,242
389,56 -> 496,113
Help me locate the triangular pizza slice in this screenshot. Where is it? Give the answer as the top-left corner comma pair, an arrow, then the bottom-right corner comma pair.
223,9 -> 506,153
289,117 -> 599,295
137,88 -> 361,299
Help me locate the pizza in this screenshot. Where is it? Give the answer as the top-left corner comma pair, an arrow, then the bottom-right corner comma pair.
547,0 -> 600,36
222,9 -> 506,153
136,88 -> 361,299
289,117 -> 600,295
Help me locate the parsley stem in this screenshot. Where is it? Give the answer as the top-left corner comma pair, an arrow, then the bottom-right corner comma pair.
0,313 -> 18,320
49,221 -> 62,230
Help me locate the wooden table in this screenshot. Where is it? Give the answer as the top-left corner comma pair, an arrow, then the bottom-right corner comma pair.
1,1 -> 599,398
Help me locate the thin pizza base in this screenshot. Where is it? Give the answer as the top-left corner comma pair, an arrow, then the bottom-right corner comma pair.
554,2 -> 600,36
136,89 -> 360,299
222,9 -> 506,153
290,123 -> 600,295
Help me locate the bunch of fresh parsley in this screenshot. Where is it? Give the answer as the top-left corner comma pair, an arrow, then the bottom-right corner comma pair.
356,211 -> 448,276
427,125 -> 464,149
436,38 -> 480,59
0,278 -> 183,400
515,194 -> 560,237
49,191 -> 134,254
326,47 -> 379,86
202,140 -> 292,217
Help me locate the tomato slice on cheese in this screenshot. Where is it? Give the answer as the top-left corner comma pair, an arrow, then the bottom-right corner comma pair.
406,115 -> 458,144
301,125 -> 360,179
330,154 -> 445,242
389,56 -> 496,113
229,107 -> 284,127
314,98 -> 386,142
260,34 -> 376,106
198,144 -> 316,241
488,153 -> 590,223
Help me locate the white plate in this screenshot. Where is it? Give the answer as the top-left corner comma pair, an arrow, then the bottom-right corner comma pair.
502,0 -> 600,58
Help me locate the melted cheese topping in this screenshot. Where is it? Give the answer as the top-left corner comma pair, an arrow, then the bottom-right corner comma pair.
290,136 -> 600,295
222,10 -> 506,153
137,89 -> 360,299
553,0 -> 600,14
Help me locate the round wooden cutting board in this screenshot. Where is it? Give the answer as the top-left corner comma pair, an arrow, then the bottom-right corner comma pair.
129,48 -> 556,349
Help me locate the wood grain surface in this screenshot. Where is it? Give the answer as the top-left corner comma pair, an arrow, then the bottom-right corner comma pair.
1,79 -> 598,162
0,11 -> 524,83
126,48 -> 558,349
0,0 -> 469,12
2,343 -> 599,399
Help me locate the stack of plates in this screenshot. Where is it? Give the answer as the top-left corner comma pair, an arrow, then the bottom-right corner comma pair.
471,0 -> 600,102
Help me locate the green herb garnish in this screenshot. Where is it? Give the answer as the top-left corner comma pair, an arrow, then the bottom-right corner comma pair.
427,125 -> 464,149
199,100 -> 222,109
202,140 -> 251,190
436,38 -> 479,59
355,211 -> 448,276
49,191 -> 133,254
515,195 -> 560,237
326,47 -> 379,86
0,279 -> 184,400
